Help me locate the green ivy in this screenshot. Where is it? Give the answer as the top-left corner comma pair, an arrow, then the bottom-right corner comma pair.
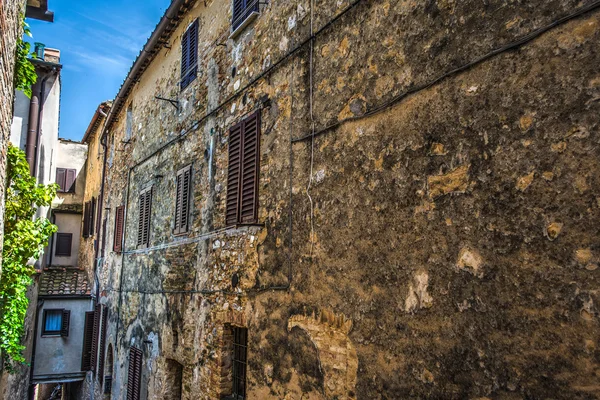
0,145 -> 57,371
13,16 -> 37,98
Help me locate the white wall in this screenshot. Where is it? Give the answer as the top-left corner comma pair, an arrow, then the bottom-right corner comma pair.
52,139 -> 88,207
47,213 -> 82,267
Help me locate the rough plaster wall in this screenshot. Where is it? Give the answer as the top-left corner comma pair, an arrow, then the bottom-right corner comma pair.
94,0 -> 600,399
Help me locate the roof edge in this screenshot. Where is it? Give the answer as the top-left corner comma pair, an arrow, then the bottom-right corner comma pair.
82,101 -> 112,143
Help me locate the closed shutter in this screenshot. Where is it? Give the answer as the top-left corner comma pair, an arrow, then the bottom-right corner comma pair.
56,168 -> 66,192
83,201 -> 90,238
226,112 -> 261,225
114,206 -> 125,252
137,188 -> 152,247
89,197 -> 97,237
174,165 -> 192,234
98,306 -> 108,384
55,233 -> 72,256
226,122 -> 243,225
180,19 -> 198,90
66,169 -> 76,192
82,311 -> 95,371
90,304 -> 101,373
232,0 -> 260,30
60,310 -> 70,337
127,347 -> 143,400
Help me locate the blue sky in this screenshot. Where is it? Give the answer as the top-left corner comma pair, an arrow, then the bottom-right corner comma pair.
27,0 -> 171,141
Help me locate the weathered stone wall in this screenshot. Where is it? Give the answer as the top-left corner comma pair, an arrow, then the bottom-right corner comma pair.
98,0 -> 600,399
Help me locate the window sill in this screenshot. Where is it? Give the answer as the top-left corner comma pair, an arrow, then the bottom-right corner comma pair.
230,12 -> 259,40
41,334 -> 61,338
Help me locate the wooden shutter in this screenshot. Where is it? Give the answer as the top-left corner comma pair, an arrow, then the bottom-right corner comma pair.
137,188 -> 152,247
83,201 -> 90,238
55,233 -> 72,256
127,347 -> 143,400
114,206 -> 125,252
56,168 -> 66,192
226,122 -> 243,225
66,169 -> 76,192
180,19 -> 198,90
232,0 -> 244,29
226,112 -> 261,225
174,165 -> 192,234
240,111 -> 261,223
60,310 -> 70,337
89,197 -> 97,237
98,306 -> 108,384
82,311 -> 95,371
90,304 -> 101,373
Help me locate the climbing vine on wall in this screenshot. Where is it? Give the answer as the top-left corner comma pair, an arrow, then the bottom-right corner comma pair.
13,16 -> 37,98
0,145 -> 57,371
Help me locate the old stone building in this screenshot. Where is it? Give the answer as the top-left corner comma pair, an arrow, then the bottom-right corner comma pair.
85,0 -> 599,399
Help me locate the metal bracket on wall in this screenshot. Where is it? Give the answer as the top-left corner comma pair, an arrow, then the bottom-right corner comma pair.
155,96 -> 180,112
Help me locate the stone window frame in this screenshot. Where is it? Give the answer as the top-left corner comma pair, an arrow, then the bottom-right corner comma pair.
219,323 -> 248,400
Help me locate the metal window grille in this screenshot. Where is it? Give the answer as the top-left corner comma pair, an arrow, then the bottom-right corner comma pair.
232,327 -> 248,399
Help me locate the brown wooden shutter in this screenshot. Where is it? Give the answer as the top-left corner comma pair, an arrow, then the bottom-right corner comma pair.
83,201 -> 90,238
82,311 -> 95,371
55,233 -> 72,256
56,168 -> 66,192
137,188 -> 152,247
66,169 -> 76,192
98,306 -> 108,384
127,347 -> 143,400
89,197 -> 97,237
60,310 -> 70,337
137,194 -> 144,246
240,111 -> 261,223
226,122 -> 243,225
174,165 -> 192,234
90,304 -> 101,373
114,206 -> 125,252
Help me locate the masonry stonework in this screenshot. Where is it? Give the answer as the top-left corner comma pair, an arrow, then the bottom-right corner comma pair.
92,1 -> 600,399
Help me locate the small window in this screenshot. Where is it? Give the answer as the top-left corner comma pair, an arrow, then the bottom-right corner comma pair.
174,165 -> 192,234
180,19 -> 198,90
232,0 -> 261,34
114,206 -> 125,252
56,168 -> 76,193
127,347 -> 143,400
137,187 -> 152,247
125,104 -> 133,140
42,309 -> 70,336
231,327 -> 248,399
55,233 -> 73,256
226,111 -> 261,226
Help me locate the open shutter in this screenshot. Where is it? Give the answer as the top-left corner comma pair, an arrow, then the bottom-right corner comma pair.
180,19 -> 198,90
89,197 -> 97,237
137,194 -> 144,246
82,311 -> 94,370
232,0 -> 244,28
90,304 -> 101,373
226,122 -> 243,225
239,111 -> 261,223
114,206 -> 124,252
56,168 -> 66,192
98,306 -> 108,384
60,310 -> 70,337
143,189 -> 152,245
83,202 -> 90,238
127,347 -> 143,400
66,169 -> 76,192
174,166 -> 192,234
174,173 -> 183,233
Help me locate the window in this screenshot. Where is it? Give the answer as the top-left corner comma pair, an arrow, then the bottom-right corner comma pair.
56,168 -> 76,193
174,165 -> 192,234
127,347 -> 143,400
180,19 -> 198,90
231,327 -> 248,399
226,112 -> 261,226
114,206 -> 125,252
55,233 -> 73,256
137,187 -> 152,247
232,0 -> 260,33
83,197 -> 96,238
125,104 -> 133,140
42,309 -> 70,336
82,311 -> 94,370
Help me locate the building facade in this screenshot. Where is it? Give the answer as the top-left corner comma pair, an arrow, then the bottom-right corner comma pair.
81,0 -> 600,399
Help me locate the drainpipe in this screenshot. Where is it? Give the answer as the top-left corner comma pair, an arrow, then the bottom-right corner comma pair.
25,80 -> 41,175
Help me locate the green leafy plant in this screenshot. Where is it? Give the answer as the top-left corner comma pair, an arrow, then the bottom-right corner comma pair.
13,16 -> 37,98
0,145 -> 57,371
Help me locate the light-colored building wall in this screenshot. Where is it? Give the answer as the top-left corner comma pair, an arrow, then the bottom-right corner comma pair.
53,139 -> 88,207
48,212 -> 82,267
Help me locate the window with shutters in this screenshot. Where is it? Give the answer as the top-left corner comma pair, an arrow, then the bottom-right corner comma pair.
55,233 -> 72,257
226,111 -> 261,226
221,326 -> 248,400
174,165 -> 192,235
127,347 -> 143,400
56,168 -> 76,193
83,198 -> 96,238
114,206 -> 125,252
180,19 -> 198,91
137,187 -> 152,247
41,309 -> 70,336
82,311 -> 94,370
232,0 -> 261,35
